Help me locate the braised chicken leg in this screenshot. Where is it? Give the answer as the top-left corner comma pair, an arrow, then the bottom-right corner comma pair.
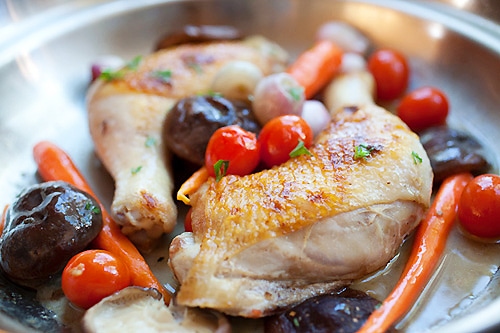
87,38 -> 288,251
169,72 -> 433,317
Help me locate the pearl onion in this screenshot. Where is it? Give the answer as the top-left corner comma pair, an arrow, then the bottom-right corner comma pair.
210,61 -> 263,100
301,100 -> 331,137
316,21 -> 370,55
252,73 -> 305,125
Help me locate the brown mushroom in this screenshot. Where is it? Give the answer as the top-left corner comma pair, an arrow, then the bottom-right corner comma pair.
155,25 -> 242,51
420,126 -> 490,184
83,287 -> 231,333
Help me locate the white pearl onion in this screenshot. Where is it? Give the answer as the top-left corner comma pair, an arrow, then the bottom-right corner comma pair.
210,60 -> 263,100
252,73 -> 305,125
316,21 -> 370,55
340,52 -> 367,74
300,100 -> 331,137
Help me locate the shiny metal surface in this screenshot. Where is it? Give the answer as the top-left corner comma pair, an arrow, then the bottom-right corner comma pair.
0,0 -> 499,332
430,0 -> 500,24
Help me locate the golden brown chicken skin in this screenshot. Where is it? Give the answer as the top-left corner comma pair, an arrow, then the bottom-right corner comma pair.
87,38 -> 288,251
169,103 -> 433,317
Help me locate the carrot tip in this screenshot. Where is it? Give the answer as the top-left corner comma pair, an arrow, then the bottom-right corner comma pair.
177,192 -> 191,205
177,166 -> 209,206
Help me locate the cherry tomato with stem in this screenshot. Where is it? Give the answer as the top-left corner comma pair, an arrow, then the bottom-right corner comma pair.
259,115 -> 313,168
396,86 -> 449,132
458,174 -> 500,240
205,125 -> 260,179
368,48 -> 409,101
62,249 -> 131,309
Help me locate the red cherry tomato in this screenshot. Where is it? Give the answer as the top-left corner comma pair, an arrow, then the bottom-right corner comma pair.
368,48 -> 410,100
259,115 -> 313,168
205,125 -> 260,178
397,87 -> 449,132
62,249 -> 131,309
458,174 -> 500,240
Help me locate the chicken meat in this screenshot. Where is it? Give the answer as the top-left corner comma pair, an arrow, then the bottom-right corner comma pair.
87,37 -> 288,251
169,72 -> 433,317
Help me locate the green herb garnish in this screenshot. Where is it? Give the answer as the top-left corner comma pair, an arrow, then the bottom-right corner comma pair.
145,136 -> 157,147
293,317 -> 300,327
99,55 -> 143,82
85,202 -> 101,214
198,90 -> 222,97
126,55 -> 143,70
354,144 -> 374,160
131,165 -> 143,175
187,62 -> 203,74
214,160 -> 229,182
287,86 -> 304,102
151,69 -> 172,83
289,140 -> 312,158
99,68 -> 125,81
412,151 -> 423,164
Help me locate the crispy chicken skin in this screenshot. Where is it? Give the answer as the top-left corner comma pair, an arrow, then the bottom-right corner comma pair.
169,103 -> 433,317
87,38 -> 288,251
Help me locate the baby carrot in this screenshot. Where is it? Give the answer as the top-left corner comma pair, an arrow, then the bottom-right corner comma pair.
0,205 -> 8,236
32,141 -> 171,303
357,172 -> 473,333
286,39 -> 343,99
177,166 -> 209,205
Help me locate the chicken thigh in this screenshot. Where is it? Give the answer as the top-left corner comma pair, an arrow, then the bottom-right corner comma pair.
87,38 -> 288,251
169,73 -> 433,317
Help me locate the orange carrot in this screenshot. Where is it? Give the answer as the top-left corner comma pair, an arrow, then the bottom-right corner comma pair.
357,172 -> 473,333
32,141 -> 171,303
0,205 -> 8,236
286,39 -> 343,99
177,166 -> 209,205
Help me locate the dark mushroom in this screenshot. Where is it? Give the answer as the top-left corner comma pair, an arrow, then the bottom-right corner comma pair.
0,181 -> 103,288
420,126 -> 490,184
264,288 -> 397,333
163,95 -> 261,166
155,25 -> 242,51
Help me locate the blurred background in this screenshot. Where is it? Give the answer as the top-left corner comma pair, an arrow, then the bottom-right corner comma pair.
0,0 -> 499,27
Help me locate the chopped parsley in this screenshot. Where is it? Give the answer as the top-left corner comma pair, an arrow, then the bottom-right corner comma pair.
198,90 -> 222,97
187,62 -> 203,74
287,86 -> 304,101
412,151 -> 423,164
85,201 -> 101,214
354,144 -> 375,160
145,136 -> 157,147
131,165 -> 143,175
151,69 -> 172,83
214,160 -> 229,182
292,317 -> 300,327
99,55 -> 143,82
126,55 -> 143,70
289,140 -> 312,158
99,68 -> 125,81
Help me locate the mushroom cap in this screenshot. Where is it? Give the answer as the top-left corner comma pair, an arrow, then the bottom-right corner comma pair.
82,287 -> 230,333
